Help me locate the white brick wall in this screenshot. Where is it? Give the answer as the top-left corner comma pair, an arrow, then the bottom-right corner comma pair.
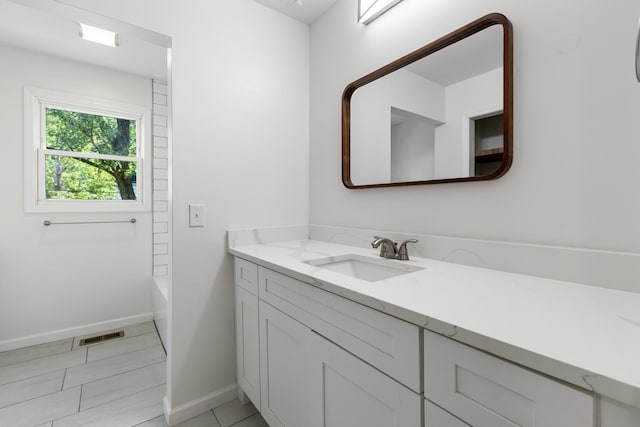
152,80 -> 169,277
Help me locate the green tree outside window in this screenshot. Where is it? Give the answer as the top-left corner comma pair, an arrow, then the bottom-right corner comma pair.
45,108 -> 138,200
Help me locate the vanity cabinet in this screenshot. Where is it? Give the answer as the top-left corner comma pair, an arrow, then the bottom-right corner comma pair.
234,257 -> 421,426
424,330 -> 594,427
233,256 -> 596,427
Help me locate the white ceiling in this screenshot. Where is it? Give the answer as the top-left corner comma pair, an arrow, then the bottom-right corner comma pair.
0,0 -> 169,80
405,25 -> 503,86
252,0 -> 339,24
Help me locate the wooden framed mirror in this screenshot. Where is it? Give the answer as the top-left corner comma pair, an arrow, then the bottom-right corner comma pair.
342,13 -> 513,188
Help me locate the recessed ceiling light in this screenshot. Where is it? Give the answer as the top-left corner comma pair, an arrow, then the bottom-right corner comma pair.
358,0 -> 404,25
79,23 -> 119,48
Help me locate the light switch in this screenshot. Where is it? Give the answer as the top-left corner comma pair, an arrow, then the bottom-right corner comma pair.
189,204 -> 205,227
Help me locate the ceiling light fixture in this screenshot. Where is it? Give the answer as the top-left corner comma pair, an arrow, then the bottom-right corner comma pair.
358,0 -> 404,25
79,23 -> 119,47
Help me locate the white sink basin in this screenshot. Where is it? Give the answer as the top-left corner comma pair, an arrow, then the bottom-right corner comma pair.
305,254 -> 423,282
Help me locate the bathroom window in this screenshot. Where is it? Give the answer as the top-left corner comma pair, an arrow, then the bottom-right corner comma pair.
24,87 -> 151,212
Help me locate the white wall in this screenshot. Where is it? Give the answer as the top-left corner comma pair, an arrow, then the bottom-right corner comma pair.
0,45 -> 153,345
58,0 -> 310,419
310,0 -> 640,258
391,117 -> 436,182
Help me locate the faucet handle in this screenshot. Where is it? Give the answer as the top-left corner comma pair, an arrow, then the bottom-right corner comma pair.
397,239 -> 418,261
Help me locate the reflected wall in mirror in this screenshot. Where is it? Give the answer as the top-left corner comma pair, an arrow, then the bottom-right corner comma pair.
342,13 -> 512,188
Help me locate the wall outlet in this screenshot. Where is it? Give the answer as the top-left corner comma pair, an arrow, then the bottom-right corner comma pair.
189,204 -> 205,227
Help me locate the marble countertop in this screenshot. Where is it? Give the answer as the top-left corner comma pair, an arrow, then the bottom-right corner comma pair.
228,237 -> 640,408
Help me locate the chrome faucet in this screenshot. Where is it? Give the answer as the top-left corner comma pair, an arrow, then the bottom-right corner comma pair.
371,236 -> 397,259
371,236 -> 418,261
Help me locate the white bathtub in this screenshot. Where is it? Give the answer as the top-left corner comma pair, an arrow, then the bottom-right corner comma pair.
152,276 -> 168,349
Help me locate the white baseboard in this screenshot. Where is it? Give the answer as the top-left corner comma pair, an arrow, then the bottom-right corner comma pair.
162,396 -> 171,426
164,383 -> 237,426
0,312 -> 153,352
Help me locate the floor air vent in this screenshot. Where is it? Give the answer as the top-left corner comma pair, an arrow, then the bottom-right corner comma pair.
79,330 -> 124,346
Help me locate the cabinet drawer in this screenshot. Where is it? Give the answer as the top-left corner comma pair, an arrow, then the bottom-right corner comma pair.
259,266 -> 420,392
235,257 -> 258,295
425,400 -> 470,427
424,330 -> 594,427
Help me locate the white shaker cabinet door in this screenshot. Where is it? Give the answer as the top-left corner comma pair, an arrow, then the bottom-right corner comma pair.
425,400 -> 470,427
235,285 -> 260,407
308,332 -> 421,427
600,397 -> 640,427
259,301 -> 310,427
424,330 -> 594,427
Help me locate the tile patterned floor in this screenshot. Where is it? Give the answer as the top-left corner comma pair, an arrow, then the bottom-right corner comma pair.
0,322 -> 267,427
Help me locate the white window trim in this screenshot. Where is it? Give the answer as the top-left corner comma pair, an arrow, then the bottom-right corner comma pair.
24,86 -> 152,213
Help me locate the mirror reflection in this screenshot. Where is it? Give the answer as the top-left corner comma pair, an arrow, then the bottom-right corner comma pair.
343,13 -> 512,188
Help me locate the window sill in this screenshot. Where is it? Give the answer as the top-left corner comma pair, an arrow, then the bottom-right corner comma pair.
25,199 -> 151,214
